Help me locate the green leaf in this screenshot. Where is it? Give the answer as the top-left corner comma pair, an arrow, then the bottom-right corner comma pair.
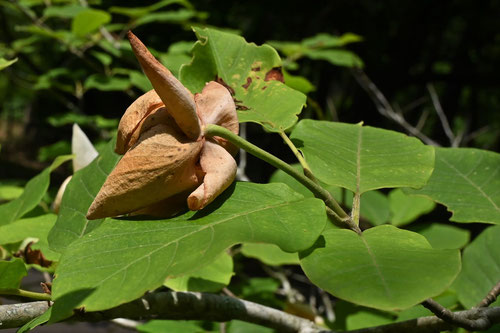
303,49 -> 364,68
332,300 -> 395,331
388,189 -> 435,226
282,70 -> 315,94
0,214 -> 56,246
269,164 -> 389,225
181,27 -> 306,132
38,140 -> 71,162
0,184 -> 24,201
71,9 -> 111,37
0,156 -> 71,226
0,258 -> 27,288
0,57 -> 18,70
407,148 -> 500,224
51,182 -> 326,312
290,120 -> 435,194
228,320 -> 274,333
135,9 -> 197,27
48,139 -> 120,252
409,223 -> 470,249
453,226 -> 500,308
137,320 -> 203,333
164,251 -> 233,292
84,74 -> 131,91
17,308 -> 52,333
300,225 -> 461,310
397,290 -> 458,322
109,0 -> 191,18
240,243 -> 299,266
43,4 -> 86,18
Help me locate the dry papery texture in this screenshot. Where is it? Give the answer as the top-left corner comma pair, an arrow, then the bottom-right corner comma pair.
86,32 -> 239,220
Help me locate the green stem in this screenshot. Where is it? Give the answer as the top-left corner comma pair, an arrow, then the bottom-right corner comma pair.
0,288 -> 51,301
205,124 -> 354,229
278,131 -> 311,173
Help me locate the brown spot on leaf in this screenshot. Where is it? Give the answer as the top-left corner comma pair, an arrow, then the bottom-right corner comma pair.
251,66 -> 261,71
236,105 -> 250,111
41,282 -> 52,295
262,86 -> 268,90
215,76 -> 235,95
242,77 -> 252,89
265,67 -> 284,83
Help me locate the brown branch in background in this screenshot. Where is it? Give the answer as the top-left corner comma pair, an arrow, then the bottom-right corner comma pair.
478,280 -> 500,308
426,83 -> 458,147
422,298 -> 485,331
351,68 -> 439,146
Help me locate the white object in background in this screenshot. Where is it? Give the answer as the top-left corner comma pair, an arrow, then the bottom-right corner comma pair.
53,124 -> 99,213
72,123 -> 98,172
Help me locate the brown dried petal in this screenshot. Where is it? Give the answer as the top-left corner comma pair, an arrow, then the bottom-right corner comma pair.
128,31 -> 201,140
87,123 -> 203,220
187,140 -> 237,210
195,81 -> 239,155
116,89 -> 164,154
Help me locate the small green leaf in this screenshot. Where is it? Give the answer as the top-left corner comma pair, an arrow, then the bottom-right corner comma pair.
109,0 -> 191,18
17,308 -> 52,333
409,223 -> 470,249
453,226 -> 500,308
71,9 -> 111,37
303,49 -> 363,68
0,184 -> 24,201
51,182 -> 326,312
181,27 -> 306,132
0,57 -> 18,70
0,214 -> 56,246
332,300 -> 395,331
48,139 -> 120,252
84,74 -> 131,91
135,9 -> 197,27
137,320 -> 202,333
43,4 -> 86,18
300,225 -> 461,310
228,320 -> 274,333
389,189 -> 435,226
0,156 -> 71,226
291,120 -> 435,194
407,147 -> 500,224
0,258 -> 27,288
164,251 -> 233,292
240,243 -> 299,266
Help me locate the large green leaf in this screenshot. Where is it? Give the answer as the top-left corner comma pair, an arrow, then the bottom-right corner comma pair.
51,182 -> 326,312
452,226 -> 500,308
269,164 -> 389,225
300,225 -> 461,310
164,251 -> 233,292
407,148 -> 500,224
180,27 -> 306,132
48,139 -> 120,252
290,120 -> 435,193
0,156 -> 71,226
388,189 -> 435,226
0,258 -> 27,288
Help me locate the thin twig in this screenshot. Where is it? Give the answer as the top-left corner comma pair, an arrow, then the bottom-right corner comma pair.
427,83 -> 456,146
351,68 -> 439,146
477,280 -> 500,308
422,298 -> 483,331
